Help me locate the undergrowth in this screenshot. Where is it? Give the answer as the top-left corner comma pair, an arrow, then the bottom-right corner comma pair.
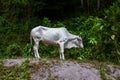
0,60 -> 30,80
0,1 -> 120,64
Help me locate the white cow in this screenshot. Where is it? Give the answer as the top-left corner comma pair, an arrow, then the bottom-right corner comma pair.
30,26 -> 83,60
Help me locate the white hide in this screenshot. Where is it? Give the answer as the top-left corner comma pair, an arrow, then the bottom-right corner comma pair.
30,26 -> 83,60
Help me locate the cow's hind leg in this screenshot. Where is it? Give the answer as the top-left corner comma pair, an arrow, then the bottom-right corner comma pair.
59,42 -> 65,60
33,39 -> 40,58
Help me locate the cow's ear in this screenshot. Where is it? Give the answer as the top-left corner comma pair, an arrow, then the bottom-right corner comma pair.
77,37 -> 82,41
78,35 -> 81,37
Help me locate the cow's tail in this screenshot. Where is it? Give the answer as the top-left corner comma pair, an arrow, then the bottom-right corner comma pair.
30,34 -> 32,46
30,32 -> 33,52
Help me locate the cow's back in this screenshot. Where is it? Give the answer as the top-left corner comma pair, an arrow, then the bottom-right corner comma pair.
43,27 -> 70,38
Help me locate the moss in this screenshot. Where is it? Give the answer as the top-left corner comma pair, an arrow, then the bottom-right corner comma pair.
100,68 -> 108,80
0,60 -> 30,80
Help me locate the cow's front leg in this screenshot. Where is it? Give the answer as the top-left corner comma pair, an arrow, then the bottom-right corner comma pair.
59,42 -> 65,60
33,40 -> 40,58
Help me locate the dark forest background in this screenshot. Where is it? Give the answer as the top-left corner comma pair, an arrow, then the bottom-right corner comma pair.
0,0 -> 120,64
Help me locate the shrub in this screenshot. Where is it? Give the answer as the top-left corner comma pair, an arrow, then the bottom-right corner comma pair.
22,43 -> 33,57
62,16 -> 120,63
4,43 -> 23,58
42,17 -> 51,27
53,21 -> 65,27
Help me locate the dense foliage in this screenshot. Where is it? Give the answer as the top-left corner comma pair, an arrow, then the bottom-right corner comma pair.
0,0 -> 120,64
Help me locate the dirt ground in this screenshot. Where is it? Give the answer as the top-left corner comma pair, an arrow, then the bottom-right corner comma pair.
3,58 -> 120,80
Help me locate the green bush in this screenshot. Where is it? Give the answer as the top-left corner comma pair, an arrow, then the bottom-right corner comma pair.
42,17 -> 52,27
4,43 -> 23,58
53,21 -> 65,27
80,16 -> 120,63
22,43 -> 33,57
61,16 -> 120,63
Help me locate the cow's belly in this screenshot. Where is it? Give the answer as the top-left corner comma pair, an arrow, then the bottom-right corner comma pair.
41,33 -> 60,45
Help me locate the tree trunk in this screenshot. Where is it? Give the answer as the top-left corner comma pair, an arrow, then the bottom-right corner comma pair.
87,0 -> 90,14
81,0 -> 84,7
97,0 -> 100,10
